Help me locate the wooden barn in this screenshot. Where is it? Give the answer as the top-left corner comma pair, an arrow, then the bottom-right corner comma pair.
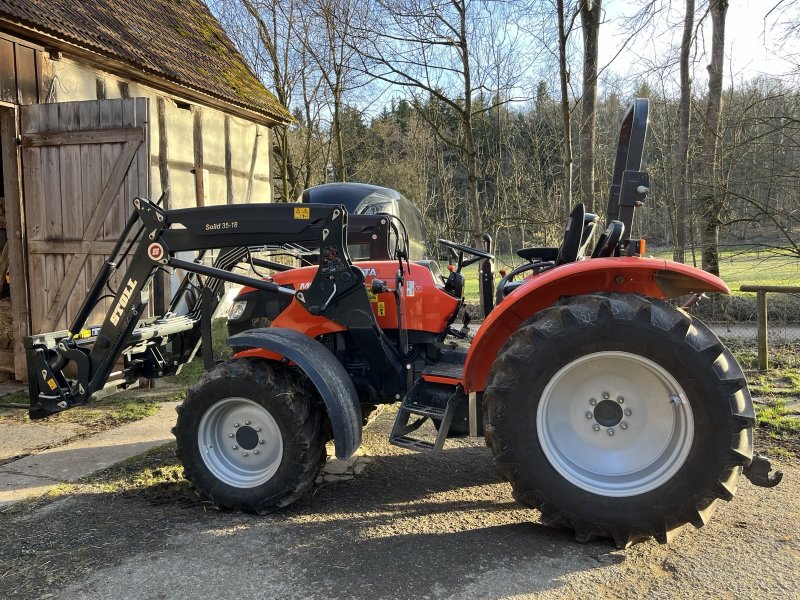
0,0 -> 291,380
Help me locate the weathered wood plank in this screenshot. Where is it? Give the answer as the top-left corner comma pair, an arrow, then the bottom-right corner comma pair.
0,39 -> 15,104
1,108 -> 29,379
14,44 -> 37,105
78,101 -> 108,324
224,115 -> 233,204
28,240 -> 117,255
245,125 -> 259,203
39,103 -> 65,333
149,157 -> 270,184
59,102 -> 84,332
193,107 -> 204,206
156,97 -> 170,205
21,127 -> 143,147
0,242 -> 8,296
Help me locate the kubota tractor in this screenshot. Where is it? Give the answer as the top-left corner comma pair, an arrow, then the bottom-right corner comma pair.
22,99 -> 781,547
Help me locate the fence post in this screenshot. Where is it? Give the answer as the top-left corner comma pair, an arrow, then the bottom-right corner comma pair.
756,290 -> 768,370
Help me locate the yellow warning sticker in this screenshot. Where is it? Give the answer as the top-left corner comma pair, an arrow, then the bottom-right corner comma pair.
46,378 -> 57,391
367,290 -> 377,303
377,302 -> 386,317
294,207 -> 310,220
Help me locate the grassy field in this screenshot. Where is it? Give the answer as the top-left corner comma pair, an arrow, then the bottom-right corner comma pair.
454,246 -> 800,305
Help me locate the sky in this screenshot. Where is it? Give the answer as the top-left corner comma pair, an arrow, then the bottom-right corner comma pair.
598,0 -> 799,86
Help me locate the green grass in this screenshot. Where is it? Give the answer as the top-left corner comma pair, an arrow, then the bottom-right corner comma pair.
452,246 -> 800,305
0,392 -> 160,429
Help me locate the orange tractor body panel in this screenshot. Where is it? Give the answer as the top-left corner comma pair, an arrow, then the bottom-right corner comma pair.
235,260 -> 460,361
461,257 -> 730,393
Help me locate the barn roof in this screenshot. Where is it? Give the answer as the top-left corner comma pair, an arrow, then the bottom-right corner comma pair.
0,0 -> 291,125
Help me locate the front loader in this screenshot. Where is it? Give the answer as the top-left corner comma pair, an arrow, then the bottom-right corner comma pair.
22,99 -> 781,547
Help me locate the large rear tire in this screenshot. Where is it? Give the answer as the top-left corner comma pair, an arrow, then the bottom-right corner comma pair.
483,293 -> 754,547
174,359 -> 327,513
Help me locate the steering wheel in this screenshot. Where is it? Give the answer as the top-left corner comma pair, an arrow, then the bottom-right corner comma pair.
555,204 -> 586,265
438,238 -> 494,260
437,238 -> 494,274
591,220 -> 625,258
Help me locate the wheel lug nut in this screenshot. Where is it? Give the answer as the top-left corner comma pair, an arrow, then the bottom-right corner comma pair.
593,424 -> 600,431
625,408 -> 632,416
228,433 -> 234,438
617,396 -> 624,404
232,445 -> 238,450
607,428 -> 615,436
242,452 -> 248,457
254,450 -> 260,455
259,439 -> 265,445
255,427 -> 261,432
585,411 -> 593,419
620,422 -> 628,430
602,392 -> 610,400
589,398 -> 597,406
245,420 -> 250,426
234,423 -> 240,428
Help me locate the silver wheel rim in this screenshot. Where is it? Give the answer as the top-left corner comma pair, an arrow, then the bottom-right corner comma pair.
537,351 -> 694,497
197,397 -> 283,488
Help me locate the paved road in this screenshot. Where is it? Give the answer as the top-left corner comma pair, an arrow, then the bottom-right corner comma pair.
0,410 -> 797,600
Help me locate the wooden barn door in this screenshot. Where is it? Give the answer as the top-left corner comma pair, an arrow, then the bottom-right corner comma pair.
20,98 -> 149,335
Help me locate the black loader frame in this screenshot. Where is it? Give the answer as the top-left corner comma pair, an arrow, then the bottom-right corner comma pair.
24,199 -> 398,421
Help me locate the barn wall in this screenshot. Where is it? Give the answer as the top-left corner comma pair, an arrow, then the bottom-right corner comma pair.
44,55 -> 273,208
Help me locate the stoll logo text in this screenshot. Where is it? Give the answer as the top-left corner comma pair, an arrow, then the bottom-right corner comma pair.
110,279 -> 138,326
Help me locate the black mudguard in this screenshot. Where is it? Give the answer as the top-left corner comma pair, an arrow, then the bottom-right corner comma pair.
227,328 -> 362,460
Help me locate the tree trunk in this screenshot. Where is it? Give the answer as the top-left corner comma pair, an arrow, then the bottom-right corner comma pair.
579,0 -> 601,214
699,0 -> 728,275
557,0 -> 573,214
673,0 -> 694,263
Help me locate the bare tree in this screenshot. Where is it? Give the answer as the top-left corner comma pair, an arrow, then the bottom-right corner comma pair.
699,0 -> 729,275
672,0 -> 695,263
579,0 -> 602,214
556,0 -> 577,212
350,0 -> 529,249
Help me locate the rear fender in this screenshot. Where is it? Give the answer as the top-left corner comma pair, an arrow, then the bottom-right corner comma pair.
463,257 -> 729,393
228,327 -> 361,460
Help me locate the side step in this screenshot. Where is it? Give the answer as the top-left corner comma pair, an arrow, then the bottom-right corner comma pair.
389,382 -> 462,452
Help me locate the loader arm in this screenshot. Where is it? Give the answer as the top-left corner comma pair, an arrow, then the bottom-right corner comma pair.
24,198 -> 397,419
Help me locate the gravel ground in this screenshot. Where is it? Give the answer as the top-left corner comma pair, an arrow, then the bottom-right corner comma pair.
0,410 -> 797,600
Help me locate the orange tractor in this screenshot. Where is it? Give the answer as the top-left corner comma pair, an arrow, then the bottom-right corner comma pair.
23,99 -> 780,547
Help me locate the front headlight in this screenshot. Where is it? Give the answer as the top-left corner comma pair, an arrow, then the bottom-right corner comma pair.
228,300 -> 247,321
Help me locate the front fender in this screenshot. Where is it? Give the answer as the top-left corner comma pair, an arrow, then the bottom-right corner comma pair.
463,257 -> 728,393
228,328 -> 361,460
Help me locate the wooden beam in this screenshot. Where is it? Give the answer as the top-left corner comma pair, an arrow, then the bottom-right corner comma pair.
27,240 -> 117,255
224,115 -> 233,204
192,106 -> 205,206
0,241 -> 8,296
21,126 -> 143,147
0,107 -> 30,379
150,157 -> 270,183
245,125 -> 260,203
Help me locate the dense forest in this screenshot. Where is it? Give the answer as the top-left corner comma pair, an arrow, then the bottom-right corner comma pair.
211,0 -> 800,270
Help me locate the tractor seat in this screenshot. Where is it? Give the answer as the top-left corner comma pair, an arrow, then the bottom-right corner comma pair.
516,247 -> 559,263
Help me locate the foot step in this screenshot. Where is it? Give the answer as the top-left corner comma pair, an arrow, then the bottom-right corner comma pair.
389,382 -> 461,452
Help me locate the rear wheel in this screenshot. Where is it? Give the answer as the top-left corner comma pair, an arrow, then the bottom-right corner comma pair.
174,359 -> 327,513
483,293 -> 754,547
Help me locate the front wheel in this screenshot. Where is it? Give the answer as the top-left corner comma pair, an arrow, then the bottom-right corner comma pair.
483,293 -> 755,547
174,359 -> 327,513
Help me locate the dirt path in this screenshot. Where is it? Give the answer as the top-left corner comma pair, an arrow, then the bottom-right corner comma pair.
0,410 -> 797,600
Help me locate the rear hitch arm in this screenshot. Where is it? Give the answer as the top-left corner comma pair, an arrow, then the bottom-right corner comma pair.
743,451 -> 783,488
